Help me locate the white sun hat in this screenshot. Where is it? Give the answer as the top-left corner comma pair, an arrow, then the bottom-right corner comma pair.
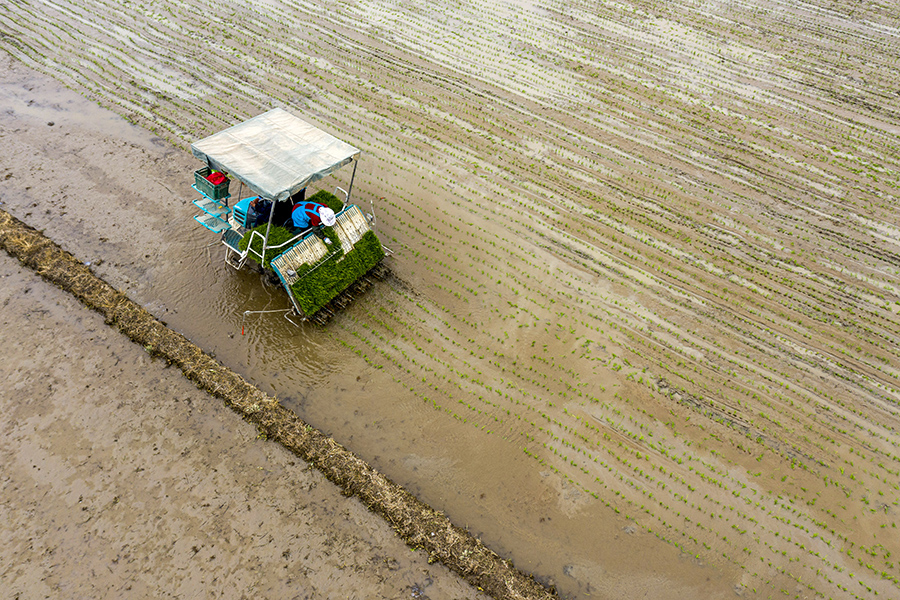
319,207 -> 336,227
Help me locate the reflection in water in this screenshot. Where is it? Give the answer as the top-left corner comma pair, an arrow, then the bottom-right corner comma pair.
157,212 -> 349,391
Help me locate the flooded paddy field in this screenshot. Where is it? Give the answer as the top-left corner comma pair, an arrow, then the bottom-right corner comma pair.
2,0 -> 900,597
0,250 -> 488,600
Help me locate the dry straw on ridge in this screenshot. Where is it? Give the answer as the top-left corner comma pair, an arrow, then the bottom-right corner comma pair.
0,208 -> 556,600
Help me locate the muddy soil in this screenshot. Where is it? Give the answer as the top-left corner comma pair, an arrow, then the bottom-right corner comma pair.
3,0 -> 900,598
0,248 -> 488,599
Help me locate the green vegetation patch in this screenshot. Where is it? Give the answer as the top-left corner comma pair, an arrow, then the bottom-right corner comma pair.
308,189 -> 344,213
238,224 -> 295,269
290,230 -> 385,316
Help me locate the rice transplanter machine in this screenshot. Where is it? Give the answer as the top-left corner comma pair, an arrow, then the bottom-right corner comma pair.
189,108 -> 388,321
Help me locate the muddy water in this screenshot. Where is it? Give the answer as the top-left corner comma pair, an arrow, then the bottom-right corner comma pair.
3,0 -> 900,598
0,250 -> 488,600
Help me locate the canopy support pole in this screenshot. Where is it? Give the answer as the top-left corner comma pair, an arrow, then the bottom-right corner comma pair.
261,196 -> 276,258
345,157 -> 358,205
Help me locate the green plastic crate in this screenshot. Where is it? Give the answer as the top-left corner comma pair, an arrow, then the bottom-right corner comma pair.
194,167 -> 230,200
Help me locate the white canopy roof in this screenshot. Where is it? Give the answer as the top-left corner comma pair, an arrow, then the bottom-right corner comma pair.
191,108 -> 360,203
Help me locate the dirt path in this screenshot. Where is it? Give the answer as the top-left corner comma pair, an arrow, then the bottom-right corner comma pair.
0,256 -> 493,599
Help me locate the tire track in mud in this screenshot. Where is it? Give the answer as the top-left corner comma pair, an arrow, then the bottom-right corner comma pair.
0,208 -> 556,600
4,0 -> 900,596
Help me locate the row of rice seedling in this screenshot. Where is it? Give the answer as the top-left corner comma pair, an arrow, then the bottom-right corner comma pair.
332,18 -> 900,592
6,0 -> 900,596
338,172 -> 900,596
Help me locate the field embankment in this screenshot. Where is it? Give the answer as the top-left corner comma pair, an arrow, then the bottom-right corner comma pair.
0,206 -> 555,600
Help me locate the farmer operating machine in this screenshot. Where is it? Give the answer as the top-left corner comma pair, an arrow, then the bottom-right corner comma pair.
190,108 -> 387,322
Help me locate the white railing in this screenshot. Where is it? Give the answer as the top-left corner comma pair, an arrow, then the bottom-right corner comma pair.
246,228 -> 309,263
247,203 -> 354,265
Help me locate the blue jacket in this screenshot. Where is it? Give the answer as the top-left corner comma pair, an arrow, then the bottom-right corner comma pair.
292,201 -> 325,229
